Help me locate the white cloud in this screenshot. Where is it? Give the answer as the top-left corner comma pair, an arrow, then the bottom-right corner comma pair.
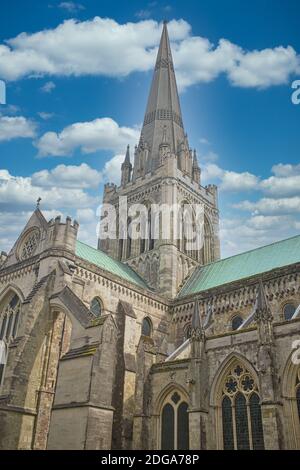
35,117 -> 139,157
271,162 -> 300,177
58,2 -> 85,13
201,163 -> 259,191
260,174 -> 300,197
102,154 -> 124,184
0,116 -> 36,142
234,196 -> 300,215
76,208 -> 95,223
31,163 -> 102,188
0,168 -> 96,212
220,213 -> 300,258
0,17 -> 298,90
228,46 -> 300,88
40,81 -> 56,93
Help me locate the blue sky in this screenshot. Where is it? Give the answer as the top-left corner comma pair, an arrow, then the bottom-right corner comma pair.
0,0 -> 299,257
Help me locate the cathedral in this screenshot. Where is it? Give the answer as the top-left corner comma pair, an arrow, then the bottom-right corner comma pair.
0,22 -> 300,451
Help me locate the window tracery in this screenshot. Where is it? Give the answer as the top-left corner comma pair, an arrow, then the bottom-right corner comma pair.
221,362 -> 264,450
19,229 -> 40,260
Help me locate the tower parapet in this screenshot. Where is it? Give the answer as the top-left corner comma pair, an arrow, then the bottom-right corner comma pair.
45,216 -> 79,253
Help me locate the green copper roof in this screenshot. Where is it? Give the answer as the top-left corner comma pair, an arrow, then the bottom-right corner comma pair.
75,240 -> 149,290
179,235 -> 300,298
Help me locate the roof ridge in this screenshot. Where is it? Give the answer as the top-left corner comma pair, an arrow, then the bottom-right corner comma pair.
201,233 -> 300,269
178,233 -> 300,297
76,240 -> 151,290
77,239 -> 137,270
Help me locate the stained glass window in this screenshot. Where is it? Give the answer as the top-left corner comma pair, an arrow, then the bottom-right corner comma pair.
160,392 -> 189,450
220,362 -> 264,450
222,396 -> 234,450
177,402 -> 189,450
161,404 -> 174,450
235,393 -> 250,449
249,393 -> 265,449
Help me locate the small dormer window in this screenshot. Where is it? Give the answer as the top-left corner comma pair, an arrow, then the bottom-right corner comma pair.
19,228 -> 40,260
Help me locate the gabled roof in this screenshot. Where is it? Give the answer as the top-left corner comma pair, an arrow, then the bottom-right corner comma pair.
178,235 -> 300,298
75,240 -> 150,290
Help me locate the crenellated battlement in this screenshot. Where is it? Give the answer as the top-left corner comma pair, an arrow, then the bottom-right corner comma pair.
46,215 -> 79,252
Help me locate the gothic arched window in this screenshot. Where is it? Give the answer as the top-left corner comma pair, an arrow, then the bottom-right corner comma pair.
126,217 -> 132,259
161,391 -> 189,450
220,362 -> 264,450
283,303 -> 296,321
148,207 -> 154,251
0,294 -> 21,342
231,315 -> 243,331
90,297 -> 102,318
141,317 -> 152,337
203,215 -> 213,265
0,293 -> 21,387
0,340 -> 7,386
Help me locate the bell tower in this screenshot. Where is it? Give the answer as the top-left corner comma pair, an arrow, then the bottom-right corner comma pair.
98,22 -> 220,298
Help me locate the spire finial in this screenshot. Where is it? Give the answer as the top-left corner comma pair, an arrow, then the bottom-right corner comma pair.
36,197 -> 42,209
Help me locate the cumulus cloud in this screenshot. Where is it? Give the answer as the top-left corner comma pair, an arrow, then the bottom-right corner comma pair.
234,196 -> 300,215
0,116 -> 36,142
271,162 -> 300,177
102,154 -> 124,184
0,168 -> 96,212
0,17 -> 298,90
31,163 -> 102,188
202,163 -> 259,191
35,117 -> 140,157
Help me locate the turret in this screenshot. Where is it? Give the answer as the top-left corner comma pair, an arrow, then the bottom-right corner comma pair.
45,216 -> 79,253
121,145 -> 132,187
192,149 -> 201,185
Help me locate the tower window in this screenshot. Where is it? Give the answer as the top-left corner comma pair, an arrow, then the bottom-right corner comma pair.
90,297 -> 102,318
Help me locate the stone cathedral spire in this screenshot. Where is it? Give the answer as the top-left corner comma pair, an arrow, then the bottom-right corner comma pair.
100,20 -> 220,298
133,21 -> 189,178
